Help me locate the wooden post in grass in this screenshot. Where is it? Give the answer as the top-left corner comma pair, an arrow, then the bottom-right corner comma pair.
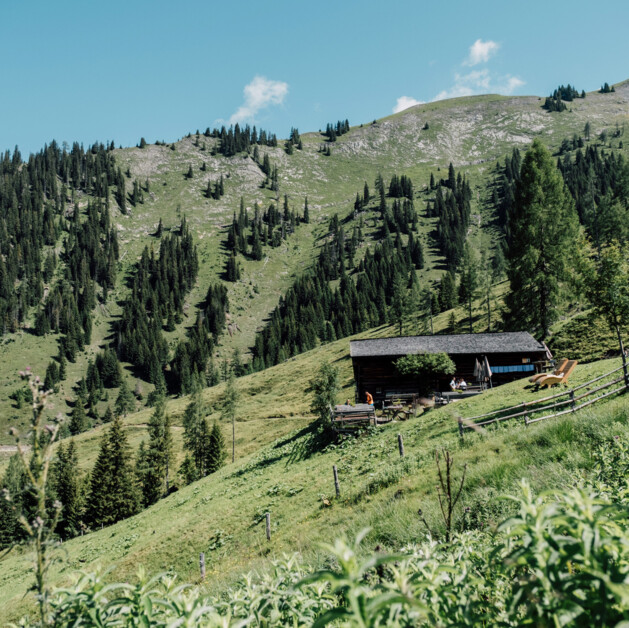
333,465 -> 340,498
265,512 -> 271,540
570,389 -> 576,410
199,553 -> 205,581
458,417 -> 463,438
397,434 -> 405,458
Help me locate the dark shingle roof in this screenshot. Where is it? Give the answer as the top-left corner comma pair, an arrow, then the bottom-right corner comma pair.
350,332 -> 545,358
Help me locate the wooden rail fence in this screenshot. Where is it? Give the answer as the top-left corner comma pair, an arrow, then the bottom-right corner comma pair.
458,365 -> 628,436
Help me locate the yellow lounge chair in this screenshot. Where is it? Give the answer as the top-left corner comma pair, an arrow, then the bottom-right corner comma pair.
537,360 -> 578,388
529,358 -> 568,384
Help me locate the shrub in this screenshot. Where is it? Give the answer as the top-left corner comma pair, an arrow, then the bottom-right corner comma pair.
394,353 -> 455,395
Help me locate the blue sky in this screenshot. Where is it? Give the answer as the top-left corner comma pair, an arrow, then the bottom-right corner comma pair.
2,0 -> 628,155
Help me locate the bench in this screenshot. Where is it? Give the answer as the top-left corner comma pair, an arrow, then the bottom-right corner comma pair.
331,404 -> 377,431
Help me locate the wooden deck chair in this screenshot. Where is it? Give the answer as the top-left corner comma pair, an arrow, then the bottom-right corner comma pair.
537,360 -> 578,388
529,358 -> 568,384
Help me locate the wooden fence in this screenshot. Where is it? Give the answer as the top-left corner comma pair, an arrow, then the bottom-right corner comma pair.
458,365 -> 628,436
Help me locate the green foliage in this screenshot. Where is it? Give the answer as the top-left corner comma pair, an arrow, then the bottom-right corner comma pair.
394,353 -> 455,379
38,469 -> 629,627
85,415 -> 140,528
504,139 -> 582,337
139,398 -> 174,506
309,362 -> 340,425
114,379 -> 135,417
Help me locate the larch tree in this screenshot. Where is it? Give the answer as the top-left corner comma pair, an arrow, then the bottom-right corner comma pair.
503,139 -> 582,338
583,242 -> 629,384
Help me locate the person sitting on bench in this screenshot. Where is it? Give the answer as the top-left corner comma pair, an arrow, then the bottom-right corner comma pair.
458,378 -> 467,391
450,377 -> 457,391
365,391 -> 374,405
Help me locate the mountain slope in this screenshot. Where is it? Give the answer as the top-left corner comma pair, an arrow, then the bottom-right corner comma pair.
0,83 -> 627,444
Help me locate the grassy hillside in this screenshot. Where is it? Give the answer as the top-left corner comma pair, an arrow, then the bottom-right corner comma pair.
1,82 -> 628,445
1,345 -> 626,622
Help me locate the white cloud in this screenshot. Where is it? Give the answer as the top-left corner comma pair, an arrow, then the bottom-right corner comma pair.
229,76 -> 288,124
393,96 -> 425,113
434,64 -> 525,101
502,76 -> 525,94
464,39 -> 499,66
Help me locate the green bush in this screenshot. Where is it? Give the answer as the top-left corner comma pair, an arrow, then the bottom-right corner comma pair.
30,435 -> 629,627
394,353 -> 455,395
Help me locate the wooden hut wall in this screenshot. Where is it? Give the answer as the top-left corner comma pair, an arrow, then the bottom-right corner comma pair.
353,350 -> 547,403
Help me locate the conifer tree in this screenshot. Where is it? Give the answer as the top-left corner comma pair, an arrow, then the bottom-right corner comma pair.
182,384 -> 210,476
69,399 -> 89,435
389,274 -> 409,336
225,251 -> 241,282
303,196 -> 310,223
86,415 -> 140,528
583,242 -> 629,384
458,244 -> 479,333
140,398 -> 174,505
52,440 -> 81,539
504,140 -> 582,337
102,405 -> 113,423
206,421 -> 226,473
114,379 -> 135,417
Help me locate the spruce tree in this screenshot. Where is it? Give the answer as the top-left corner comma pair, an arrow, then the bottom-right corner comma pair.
303,196 -> 310,223
69,399 -> 89,435
86,415 -> 140,528
115,379 -> 135,417
206,421 -> 226,473
504,140 -> 582,337
52,440 -> 81,539
140,398 -> 174,505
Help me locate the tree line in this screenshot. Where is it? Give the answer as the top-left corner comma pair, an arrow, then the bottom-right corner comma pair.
0,141 -> 122,334
0,388 -> 227,545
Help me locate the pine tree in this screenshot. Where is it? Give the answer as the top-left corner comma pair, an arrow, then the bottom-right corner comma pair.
102,405 -> 113,423
303,196 -> 310,223
225,251 -> 241,282
85,415 -> 140,528
182,384 -> 210,476
69,399 -> 89,435
140,399 -> 174,505
52,441 -> 81,539
504,140 -> 582,337
206,422 -> 226,473
114,379 -> 135,417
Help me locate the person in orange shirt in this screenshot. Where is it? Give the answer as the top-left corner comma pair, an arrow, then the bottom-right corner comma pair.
365,391 -> 374,405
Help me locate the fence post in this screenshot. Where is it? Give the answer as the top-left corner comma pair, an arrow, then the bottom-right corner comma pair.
397,434 -> 405,458
458,417 -> 463,438
524,414 -> 529,427
570,389 -> 576,410
333,465 -> 340,498
199,552 -> 205,581
265,512 -> 271,541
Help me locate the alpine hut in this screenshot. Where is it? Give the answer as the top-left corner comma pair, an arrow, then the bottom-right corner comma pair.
350,332 -> 549,405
